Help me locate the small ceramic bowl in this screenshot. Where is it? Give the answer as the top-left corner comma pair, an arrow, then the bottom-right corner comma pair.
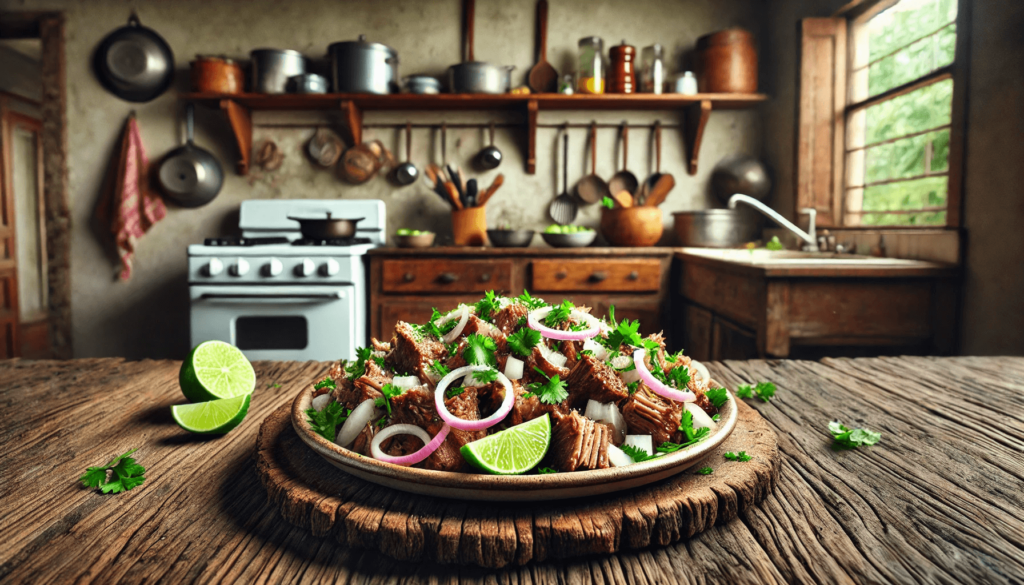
394,233 -> 435,248
487,229 -> 534,248
541,231 -> 597,248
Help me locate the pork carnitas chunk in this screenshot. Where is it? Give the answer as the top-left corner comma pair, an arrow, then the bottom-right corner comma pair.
386,321 -> 447,380
315,361 -> 346,397
491,302 -> 528,335
621,387 -> 683,445
565,353 -> 630,409
334,358 -> 391,410
422,421 -> 466,472
545,411 -> 610,472
388,385 -> 436,428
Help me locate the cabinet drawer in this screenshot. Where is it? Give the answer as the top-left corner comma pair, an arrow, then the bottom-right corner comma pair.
531,259 -> 661,292
381,259 -> 512,294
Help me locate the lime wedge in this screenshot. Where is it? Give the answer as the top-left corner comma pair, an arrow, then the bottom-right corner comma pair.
172,394 -> 251,434
179,341 -> 255,403
461,414 -> 552,475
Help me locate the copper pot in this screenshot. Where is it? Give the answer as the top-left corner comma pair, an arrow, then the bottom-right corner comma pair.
339,140 -> 392,184
190,55 -> 244,94
695,29 -> 757,93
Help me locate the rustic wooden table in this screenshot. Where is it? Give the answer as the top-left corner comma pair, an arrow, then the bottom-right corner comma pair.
2,356 -> 1022,584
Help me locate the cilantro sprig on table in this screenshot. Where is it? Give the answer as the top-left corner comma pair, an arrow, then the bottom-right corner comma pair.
724,451 -> 752,462
736,381 -> 776,403
507,328 -> 542,357
306,402 -> 350,442
704,387 -> 729,409
79,448 -> 146,494
601,195 -> 615,209
463,334 -> 498,367
828,422 -> 881,450
524,366 -> 569,405
697,466 -> 713,475
621,444 -> 656,463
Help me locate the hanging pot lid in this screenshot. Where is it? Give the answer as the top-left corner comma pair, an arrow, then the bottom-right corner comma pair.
93,13 -> 175,103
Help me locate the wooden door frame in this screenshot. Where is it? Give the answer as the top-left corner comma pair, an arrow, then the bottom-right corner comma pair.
4,108 -> 48,327
0,12 -> 71,358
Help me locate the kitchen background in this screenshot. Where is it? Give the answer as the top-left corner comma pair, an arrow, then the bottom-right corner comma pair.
0,0 -> 1021,361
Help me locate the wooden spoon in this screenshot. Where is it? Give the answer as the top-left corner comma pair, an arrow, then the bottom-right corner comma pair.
527,0 -> 558,93
612,190 -> 634,208
478,173 -> 504,206
608,122 -> 639,198
643,173 -> 676,207
641,121 -> 664,205
575,122 -> 611,205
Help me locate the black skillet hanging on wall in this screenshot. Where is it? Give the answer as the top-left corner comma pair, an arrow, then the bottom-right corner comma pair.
93,13 -> 175,103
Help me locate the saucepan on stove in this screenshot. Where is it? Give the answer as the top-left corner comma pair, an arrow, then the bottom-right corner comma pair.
287,213 -> 364,239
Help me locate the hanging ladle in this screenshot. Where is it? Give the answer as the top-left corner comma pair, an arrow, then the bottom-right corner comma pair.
608,121 -> 639,199
393,122 -> 419,186
476,122 -> 502,170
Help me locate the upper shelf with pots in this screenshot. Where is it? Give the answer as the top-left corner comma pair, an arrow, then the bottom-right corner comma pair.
184,92 -> 768,176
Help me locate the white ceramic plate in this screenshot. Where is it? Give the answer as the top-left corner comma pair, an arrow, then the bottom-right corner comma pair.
291,387 -> 737,501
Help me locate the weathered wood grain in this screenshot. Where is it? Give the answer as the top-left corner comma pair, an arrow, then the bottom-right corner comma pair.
0,356 -> 1022,584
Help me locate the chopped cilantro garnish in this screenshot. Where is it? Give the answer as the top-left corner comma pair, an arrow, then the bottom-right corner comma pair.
79,448 -> 146,494
345,347 -> 373,380
429,361 -> 450,378
671,409 -> 710,447
524,366 -> 569,405
621,444 -> 656,463
507,328 -> 541,357
306,402 -> 350,442
603,319 -> 642,350
626,380 -> 640,395
474,291 -> 501,321
375,415 -> 388,428
711,414 -> 721,422
517,289 -> 547,310
641,338 -> 661,355
470,367 -> 499,384
314,377 -> 335,391
445,385 -> 466,399
665,364 -> 691,389
724,451 -> 752,462
705,387 -> 729,409
737,381 -> 776,402
544,299 -> 575,328
581,349 -> 594,357
736,384 -> 752,398
828,421 -> 881,450
374,383 -> 404,415
601,195 -> 615,209
697,466 -> 713,475
463,334 -> 498,367
537,466 -> 558,474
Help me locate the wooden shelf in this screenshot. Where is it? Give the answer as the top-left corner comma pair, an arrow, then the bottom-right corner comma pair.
183,92 -> 768,176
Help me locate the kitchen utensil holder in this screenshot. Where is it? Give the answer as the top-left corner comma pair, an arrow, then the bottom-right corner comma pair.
451,207 -> 487,246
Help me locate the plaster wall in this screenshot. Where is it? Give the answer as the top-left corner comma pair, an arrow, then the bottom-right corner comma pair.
1,0 -> 765,359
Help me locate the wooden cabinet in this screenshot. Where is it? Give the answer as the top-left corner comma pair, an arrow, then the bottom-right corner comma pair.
369,248 -> 675,344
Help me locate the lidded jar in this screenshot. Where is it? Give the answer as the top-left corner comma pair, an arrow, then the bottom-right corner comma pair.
640,44 -> 665,94
608,40 -> 636,94
575,36 -> 607,94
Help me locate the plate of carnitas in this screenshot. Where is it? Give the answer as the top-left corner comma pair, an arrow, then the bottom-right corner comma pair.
292,292 -> 737,501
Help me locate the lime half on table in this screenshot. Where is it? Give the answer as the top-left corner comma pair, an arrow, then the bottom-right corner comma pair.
179,340 -> 255,403
172,394 -> 251,434
461,414 -> 552,475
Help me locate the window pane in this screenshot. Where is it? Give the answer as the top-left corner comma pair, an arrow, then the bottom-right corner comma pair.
867,0 -> 957,62
860,176 -> 947,226
868,23 -> 955,96
864,128 -> 949,184
864,78 -> 952,144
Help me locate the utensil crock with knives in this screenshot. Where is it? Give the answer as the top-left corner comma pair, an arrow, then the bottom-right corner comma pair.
451,207 -> 487,246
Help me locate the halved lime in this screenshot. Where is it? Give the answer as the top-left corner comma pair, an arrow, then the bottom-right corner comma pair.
461,414 -> 551,475
179,341 -> 255,403
171,394 -> 251,434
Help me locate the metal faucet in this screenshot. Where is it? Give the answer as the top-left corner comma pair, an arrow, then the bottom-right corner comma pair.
727,194 -> 819,252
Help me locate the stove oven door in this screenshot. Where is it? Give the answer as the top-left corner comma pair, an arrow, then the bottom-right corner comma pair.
189,285 -> 356,362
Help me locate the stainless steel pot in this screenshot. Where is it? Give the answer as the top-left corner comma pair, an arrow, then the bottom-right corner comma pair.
93,14 -> 175,103
158,103 -> 224,208
251,49 -> 306,94
403,75 -> 442,94
289,73 -> 328,94
673,209 -> 760,248
447,62 -> 514,94
328,35 -> 399,94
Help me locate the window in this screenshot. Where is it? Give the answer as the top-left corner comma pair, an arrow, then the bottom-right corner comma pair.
797,0 -> 965,229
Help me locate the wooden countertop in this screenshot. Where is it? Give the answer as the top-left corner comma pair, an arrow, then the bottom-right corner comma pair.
3,356 -> 1022,583
370,246 -> 677,256
675,248 -> 960,278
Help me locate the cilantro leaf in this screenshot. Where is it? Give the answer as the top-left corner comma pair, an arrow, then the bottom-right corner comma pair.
463,334 -> 498,367
711,414 -> 721,422
517,289 -> 547,310
603,319 -> 642,350
736,384 -> 753,399
306,401 -> 350,442
677,410 -> 710,444
445,385 -> 466,399
724,451 -> 752,462
524,367 -> 569,405
665,364 -> 691,389
626,380 -> 640,395
544,299 -> 575,328
468,367 -> 499,385
697,466 -> 713,475
474,291 -> 501,321
374,383 -> 405,415
641,338 -> 661,355
429,361 -> 450,378
765,235 -> 784,251
314,377 -> 336,391
537,466 -> 558,474
621,444 -> 656,463
507,328 -> 542,357
705,387 -> 729,409
346,347 -> 373,380
828,421 -> 881,450
601,195 -> 615,209
80,448 -> 146,494
754,382 -> 776,403
607,305 -> 619,328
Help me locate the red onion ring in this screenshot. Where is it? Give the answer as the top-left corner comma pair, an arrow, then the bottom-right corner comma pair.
527,306 -> 601,341
633,348 -> 697,403
434,365 -> 514,431
370,423 -> 450,466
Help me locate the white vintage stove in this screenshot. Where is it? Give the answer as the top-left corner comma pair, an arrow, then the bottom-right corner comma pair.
187,199 -> 385,362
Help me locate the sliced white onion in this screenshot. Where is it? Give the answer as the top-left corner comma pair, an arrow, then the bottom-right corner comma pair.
311,394 -> 331,412
607,444 -> 635,467
537,343 -> 568,369
392,375 -> 422,390
582,338 -> 610,361
527,306 -> 602,341
584,400 -> 627,444
503,356 -> 524,380
437,305 -> 470,344
633,348 -> 697,403
690,359 -> 711,382
434,365 -> 515,431
685,402 -> 718,433
370,423 -> 450,467
335,399 -> 378,448
619,368 -> 642,385
624,434 -> 653,457
610,355 -> 632,370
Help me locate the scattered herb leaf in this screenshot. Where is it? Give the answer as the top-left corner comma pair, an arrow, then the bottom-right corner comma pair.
306,402 -> 350,443
737,381 -> 776,402
621,444 -> 656,463
374,383 -> 404,415
601,195 -> 615,209
429,361 -> 451,378
507,327 -> 542,357
626,380 -> 641,395
537,466 -> 558,474
474,290 -> 501,321
463,334 -> 498,367
736,384 -> 753,399
828,421 -> 882,451
676,410 -> 711,444
711,414 -> 721,422
765,235 -> 784,251
314,377 -> 335,391
697,466 -> 713,475
267,382 -> 282,389
375,415 -> 388,428
345,347 -> 373,380
517,289 -> 547,310
705,387 -> 729,409
445,385 -> 467,399
79,448 -> 146,494
724,451 -> 752,462
469,367 -> 499,385
603,319 -> 642,350
544,299 -> 575,328
524,366 -> 569,405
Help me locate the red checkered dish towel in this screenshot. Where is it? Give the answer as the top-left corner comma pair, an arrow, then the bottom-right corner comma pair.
98,113 -> 166,280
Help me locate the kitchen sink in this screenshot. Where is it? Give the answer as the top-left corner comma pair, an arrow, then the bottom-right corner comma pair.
679,247 -> 921,266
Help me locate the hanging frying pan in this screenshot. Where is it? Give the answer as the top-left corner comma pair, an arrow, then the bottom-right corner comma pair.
93,13 -> 175,103
158,103 -> 224,208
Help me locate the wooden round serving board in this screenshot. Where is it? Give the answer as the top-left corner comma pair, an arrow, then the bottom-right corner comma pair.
254,398 -> 780,568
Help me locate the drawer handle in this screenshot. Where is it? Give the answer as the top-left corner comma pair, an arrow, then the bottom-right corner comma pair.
589,271 -> 608,283
480,273 -> 492,282
556,271 -> 568,280
628,271 -> 639,281
437,272 -> 458,284
403,272 -> 416,282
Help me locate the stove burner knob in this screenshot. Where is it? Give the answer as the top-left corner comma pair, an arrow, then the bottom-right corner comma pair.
321,259 -> 340,276
230,258 -> 250,276
204,258 -> 224,276
265,258 -> 283,277
296,258 -> 315,277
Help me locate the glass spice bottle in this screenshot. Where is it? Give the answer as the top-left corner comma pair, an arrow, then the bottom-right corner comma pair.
608,40 -> 636,94
640,44 -> 665,94
575,36 -> 607,94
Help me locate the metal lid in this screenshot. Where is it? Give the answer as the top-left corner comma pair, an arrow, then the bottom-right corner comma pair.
250,48 -> 305,58
328,34 -> 397,55
578,36 -> 604,47
193,55 -> 236,64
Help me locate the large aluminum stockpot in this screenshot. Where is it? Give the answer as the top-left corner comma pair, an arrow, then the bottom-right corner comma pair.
673,209 -> 760,248
328,35 -> 399,94
251,49 -> 307,94
447,62 -> 514,94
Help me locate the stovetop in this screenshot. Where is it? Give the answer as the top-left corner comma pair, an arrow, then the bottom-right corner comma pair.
203,236 -> 373,248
